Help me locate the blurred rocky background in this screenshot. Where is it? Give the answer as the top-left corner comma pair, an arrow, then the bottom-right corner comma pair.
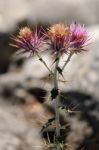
0,0 -> 99,150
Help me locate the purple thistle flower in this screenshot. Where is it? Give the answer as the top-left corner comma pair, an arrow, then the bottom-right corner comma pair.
47,24 -> 70,54
69,23 -> 90,53
11,27 -> 45,55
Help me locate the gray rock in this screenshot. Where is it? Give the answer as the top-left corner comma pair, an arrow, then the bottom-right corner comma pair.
0,100 -> 43,150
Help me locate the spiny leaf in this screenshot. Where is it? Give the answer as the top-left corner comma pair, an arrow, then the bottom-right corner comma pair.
59,106 -> 78,113
59,106 -> 70,112
58,79 -> 68,83
39,58 -> 43,62
51,57 -> 59,66
41,117 -> 55,132
56,66 -> 64,78
51,88 -> 59,100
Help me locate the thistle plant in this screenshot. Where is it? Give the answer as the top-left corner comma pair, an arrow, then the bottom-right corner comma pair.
11,23 -> 90,149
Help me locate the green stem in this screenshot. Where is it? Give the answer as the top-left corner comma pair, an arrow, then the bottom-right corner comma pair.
53,56 -> 60,138
62,52 -> 74,71
36,52 -> 53,75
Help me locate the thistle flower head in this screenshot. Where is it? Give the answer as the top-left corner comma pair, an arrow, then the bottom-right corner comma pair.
11,26 -> 45,55
48,24 -> 69,37
69,23 -> 89,53
47,23 -> 70,54
18,27 -> 32,39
